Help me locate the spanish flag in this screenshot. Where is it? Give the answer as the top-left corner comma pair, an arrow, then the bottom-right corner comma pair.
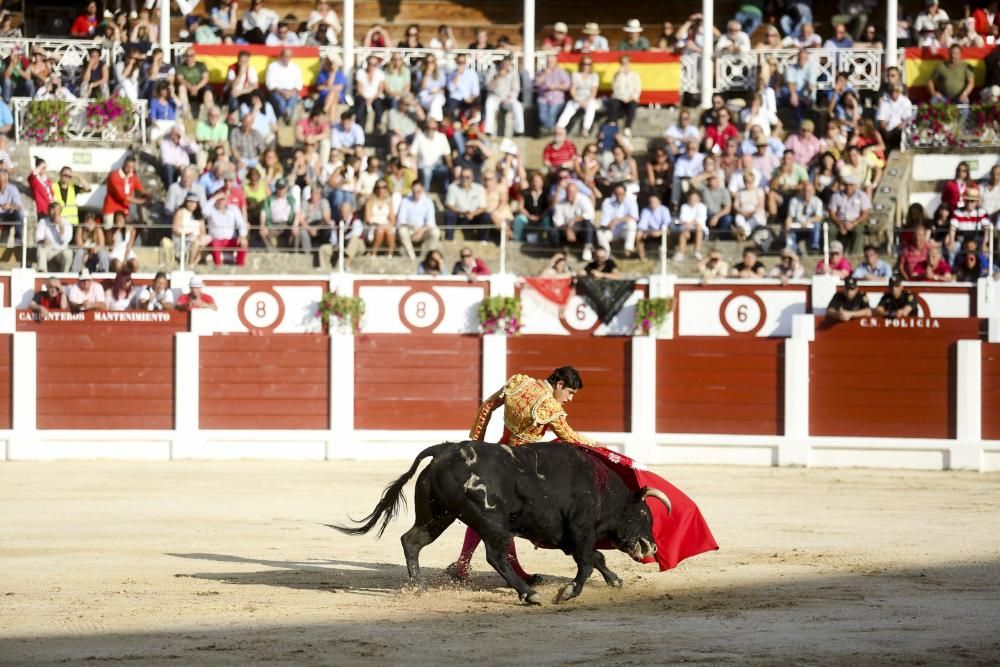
192,45 -> 321,93
904,46 -> 990,102
558,51 -> 682,105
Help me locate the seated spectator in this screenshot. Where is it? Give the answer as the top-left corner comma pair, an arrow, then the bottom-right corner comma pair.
826,276 -> 872,321
814,152 -> 840,205
454,134 -> 490,182
741,124 -> 784,159
354,55 -> 387,132
35,203 -> 72,272
928,44 -> 974,104
363,179 -> 395,256
176,276 -> 218,310
225,51 -> 260,112
953,238 -> 989,281
165,166 -> 208,217
551,181 -> 596,259
853,244 -> 893,280
731,169 -> 766,241
296,183 -> 334,255
558,57 -> 603,135
266,21 -> 301,46
609,55 -> 642,137
728,153 -> 763,196
514,172 -> 551,242
654,20 -> 678,52
741,95 -> 780,140
230,112 -> 266,174
175,49 -> 210,117
782,49 -> 817,120
768,150 -> 809,219
453,247 -> 491,278
838,146 -> 873,201
543,21 -> 573,51
387,95 -> 423,152
942,161 -> 972,211
136,272 -> 175,311
265,49 -> 303,123
619,19 -> 649,51
671,139 -> 706,207
717,20 -> 751,54
664,109 -> 701,157
542,126 -> 579,173
240,93 -> 279,146
483,173 -> 514,242
898,222 -> 931,280
259,178 -> 299,248
600,145 -> 639,197
204,193 -> 249,266
34,74 -> 76,102
73,213 -> 110,274
396,182 -> 440,262
361,23 -> 390,47
581,246 -> 621,278
699,172 -> 733,239
824,22 -> 854,49
729,247 -> 767,278
484,57 -> 523,137
67,269 -> 107,312
160,125 -> 196,188
105,272 -> 136,312
444,168 -> 489,242
982,164 -> 1000,221
672,189 -> 707,261
876,84 -> 912,151
925,242 -> 955,282
29,276 -> 67,319
319,201 -> 365,270
0,168 -> 22,246
785,181 -> 824,253
828,176 -> 871,256
876,275 -> 918,318
416,55 -> 447,122
769,249 -> 805,282
575,22 -> 609,52
195,106 -> 230,167
816,240 -> 854,278
705,108 -> 740,156
411,118 -> 452,193
784,119 -> 820,168
106,212 -> 138,273
79,48 -> 109,98
540,252 -> 573,276
241,0 -> 280,43
330,110 -> 366,155
749,138 -> 780,189
947,185 -> 989,258
697,249 -> 730,281
71,2 -> 99,37
170,192 -> 210,267
597,184 -> 638,258
417,249 -> 446,276
446,53 -> 481,120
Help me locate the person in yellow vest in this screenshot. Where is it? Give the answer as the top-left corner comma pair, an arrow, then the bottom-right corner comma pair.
448,367 -> 594,583
51,166 -> 92,226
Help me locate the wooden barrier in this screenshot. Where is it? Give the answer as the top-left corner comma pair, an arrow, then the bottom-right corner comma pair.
0,334 -> 10,429
22,312 -> 190,430
354,334 -> 482,430
199,335 -> 331,430
656,339 -> 785,436
810,318 -> 982,439
507,336 -> 631,433
984,343 -> 1000,441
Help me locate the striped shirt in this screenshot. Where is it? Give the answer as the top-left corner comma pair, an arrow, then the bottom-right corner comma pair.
950,207 -> 988,234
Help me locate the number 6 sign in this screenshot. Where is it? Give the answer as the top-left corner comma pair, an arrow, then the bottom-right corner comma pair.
719,292 -> 766,336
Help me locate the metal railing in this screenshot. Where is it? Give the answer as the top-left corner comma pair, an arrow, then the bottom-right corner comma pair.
714,48 -> 884,93
0,38 -> 111,77
11,96 -> 147,145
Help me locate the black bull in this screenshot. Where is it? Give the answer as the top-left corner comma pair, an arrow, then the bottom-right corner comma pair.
331,441 -> 671,605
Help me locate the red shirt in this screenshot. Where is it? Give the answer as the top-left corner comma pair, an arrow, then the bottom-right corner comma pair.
542,140 -> 578,169
899,244 -> 929,279
70,14 -> 97,37
176,292 -> 216,310
941,179 -> 966,210
224,186 -> 247,211
704,123 -> 739,150
28,173 -> 55,219
103,169 -> 143,216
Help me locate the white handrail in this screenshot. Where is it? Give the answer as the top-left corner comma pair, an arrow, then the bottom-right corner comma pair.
499,220 -> 507,275
337,220 -> 345,276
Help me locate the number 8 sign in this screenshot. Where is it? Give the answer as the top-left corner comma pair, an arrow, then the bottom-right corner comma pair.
719,292 -> 766,336
238,287 -> 285,333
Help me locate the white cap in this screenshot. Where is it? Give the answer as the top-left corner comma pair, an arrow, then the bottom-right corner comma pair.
189,276 -> 205,288
499,138 -> 519,155
554,21 -> 568,33
78,268 -> 92,280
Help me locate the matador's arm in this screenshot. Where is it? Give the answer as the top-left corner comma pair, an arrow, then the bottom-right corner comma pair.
549,415 -> 596,447
469,388 -> 504,440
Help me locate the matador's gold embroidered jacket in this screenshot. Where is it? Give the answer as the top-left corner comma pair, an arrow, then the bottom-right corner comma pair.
469,374 -> 594,446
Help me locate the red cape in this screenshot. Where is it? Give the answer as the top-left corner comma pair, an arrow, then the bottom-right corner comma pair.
584,446 -> 719,571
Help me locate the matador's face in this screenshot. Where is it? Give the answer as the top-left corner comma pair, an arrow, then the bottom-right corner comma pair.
552,381 -> 577,404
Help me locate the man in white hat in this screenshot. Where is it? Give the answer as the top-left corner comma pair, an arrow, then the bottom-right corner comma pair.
619,19 -> 649,51
574,23 -> 609,52
67,269 -> 107,312
176,275 -> 218,311
542,21 -> 573,52
828,175 -> 871,256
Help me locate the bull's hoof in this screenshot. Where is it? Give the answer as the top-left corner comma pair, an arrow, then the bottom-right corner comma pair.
522,592 -> 542,606
607,576 -> 624,588
554,584 -> 578,603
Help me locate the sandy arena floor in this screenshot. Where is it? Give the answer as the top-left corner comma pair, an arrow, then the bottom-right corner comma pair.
1,461 -> 998,666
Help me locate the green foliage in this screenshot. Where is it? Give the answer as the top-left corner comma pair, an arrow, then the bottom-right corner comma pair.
318,291 -> 365,333
23,100 -> 71,144
634,297 -> 674,335
478,296 -> 523,335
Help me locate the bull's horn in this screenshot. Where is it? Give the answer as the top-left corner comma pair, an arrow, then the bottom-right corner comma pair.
641,488 -> 672,515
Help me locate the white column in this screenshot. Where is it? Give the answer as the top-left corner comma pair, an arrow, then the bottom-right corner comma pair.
328,333 -> 357,458
626,335 -> 656,462
160,0 -> 171,64
522,0 -> 535,78
700,0 -> 714,109
343,0 -> 355,81
9,267 -> 36,309
780,314 -> 814,466
953,340 -> 982,471
8,332 -> 36,460
480,334 -> 507,442
886,0 -> 898,68
171,332 -> 201,458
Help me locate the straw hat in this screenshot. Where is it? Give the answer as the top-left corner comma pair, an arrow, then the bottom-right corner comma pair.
623,19 -> 643,33
583,22 -> 601,35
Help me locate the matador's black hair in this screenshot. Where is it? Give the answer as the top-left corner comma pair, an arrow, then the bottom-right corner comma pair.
548,366 -> 583,391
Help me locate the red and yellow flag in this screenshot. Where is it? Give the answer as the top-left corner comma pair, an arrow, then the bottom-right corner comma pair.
558,51 -> 682,105
192,45 -> 321,93
904,46 -> 991,102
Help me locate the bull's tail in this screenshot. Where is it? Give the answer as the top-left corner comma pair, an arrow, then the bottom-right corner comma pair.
327,443 -> 453,538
